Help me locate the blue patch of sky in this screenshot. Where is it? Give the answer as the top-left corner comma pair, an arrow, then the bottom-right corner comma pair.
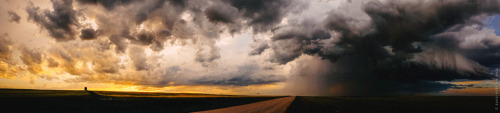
486,15 -> 500,70
487,14 -> 500,35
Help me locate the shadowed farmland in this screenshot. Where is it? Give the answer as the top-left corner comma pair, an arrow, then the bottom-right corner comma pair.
0,89 -> 281,113
286,96 -> 498,113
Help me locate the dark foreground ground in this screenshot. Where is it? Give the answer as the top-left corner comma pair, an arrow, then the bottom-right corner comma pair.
0,89 -> 281,113
285,96 -> 498,113
0,89 -> 498,113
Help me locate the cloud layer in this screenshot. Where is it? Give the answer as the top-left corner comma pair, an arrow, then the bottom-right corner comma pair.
277,0 -> 500,95
0,0 -> 498,95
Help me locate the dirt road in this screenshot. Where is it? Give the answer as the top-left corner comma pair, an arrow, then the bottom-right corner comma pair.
193,96 -> 296,113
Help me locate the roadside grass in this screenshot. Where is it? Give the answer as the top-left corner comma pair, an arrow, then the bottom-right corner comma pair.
0,89 -> 89,97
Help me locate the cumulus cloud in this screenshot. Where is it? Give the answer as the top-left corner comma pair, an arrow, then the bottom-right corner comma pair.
269,20 -> 332,64
0,33 -> 19,79
0,33 -> 13,61
20,47 -> 43,75
46,58 -> 59,68
195,44 -> 221,67
249,40 -> 269,56
225,0 -> 297,33
109,35 -> 128,54
7,11 -> 21,23
26,0 -> 79,41
80,28 -> 98,40
76,0 -> 139,10
204,4 -> 239,24
74,0 -> 222,62
128,46 -> 148,71
192,64 -> 286,86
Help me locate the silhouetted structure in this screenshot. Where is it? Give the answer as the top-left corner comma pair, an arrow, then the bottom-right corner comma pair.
84,87 -> 87,91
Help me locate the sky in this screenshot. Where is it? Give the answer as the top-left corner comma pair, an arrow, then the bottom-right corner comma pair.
0,0 -> 499,96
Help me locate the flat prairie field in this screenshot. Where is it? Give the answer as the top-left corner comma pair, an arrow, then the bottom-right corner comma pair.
0,89 -> 281,113
0,89 -> 498,113
286,96 -> 498,113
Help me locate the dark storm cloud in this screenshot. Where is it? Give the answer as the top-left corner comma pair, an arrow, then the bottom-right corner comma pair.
194,74 -> 285,86
126,31 -> 168,51
79,28 -> 97,40
436,23 -> 500,67
76,0 -> 139,10
192,64 -> 285,86
26,0 -> 79,41
77,0 -> 217,57
359,0 -> 499,53
109,35 -> 128,54
462,44 -> 500,67
7,11 -> 21,23
249,41 -> 269,56
132,32 -> 155,46
204,4 -> 239,24
78,0 -> 187,28
274,0 -> 500,95
225,0 -> 295,33
135,0 -> 168,24
269,20 -> 332,64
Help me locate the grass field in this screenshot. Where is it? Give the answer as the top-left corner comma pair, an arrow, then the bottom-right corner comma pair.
0,88 -> 498,113
285,96 -> 498,113
0,89 -> 281,113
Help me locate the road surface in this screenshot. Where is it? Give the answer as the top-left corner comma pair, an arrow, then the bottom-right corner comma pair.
193,96 -> 296,113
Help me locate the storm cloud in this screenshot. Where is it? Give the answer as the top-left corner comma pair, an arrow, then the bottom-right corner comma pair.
204,4 -> 239,24
79,28 -> 98,40
192,64 -> 286,86
249,40 -> 269,56
225,0 -> 296,33
1,0 -> 499,95
275,0 -> 500,95
26,0 -> 79,41
76,0 -> 139,10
